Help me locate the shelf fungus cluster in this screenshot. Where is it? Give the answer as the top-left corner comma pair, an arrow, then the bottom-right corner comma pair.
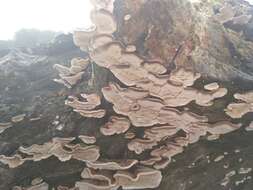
65,93 -> 106,118
0,137 -> 100,168
3,0 -> 252,189
225,91 -> 253,119
53,58 -> 90,88
29,1 -> 243,189
76,162 -> 162,190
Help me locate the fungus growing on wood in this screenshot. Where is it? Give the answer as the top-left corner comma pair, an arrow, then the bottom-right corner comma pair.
69,144 -> 100,162
73,29 -> 96,52
86,159 -> 138,170
169,68 -> 201,87
46,1 -> 253,189
79,135 -> 97,144
125,45 -> 136,53
0,122 -> 12,134
114,166 -> 162,189
143,62 -> 167,75
128,139 -> 158,154
0,137 -> 100,167
0,155 -> 26,168
225,91 -> 253,118
102,83 -> 209,127
153,158 -> 171,170
206,121 -> 241,135
73,9 -> 116,52
11,114 -> 26,123
144,125 -> 180,142
31,177 -> 43,186
90,10 -> 117,35
65,93 -> 101,110
76,179 -> 118,190
94,42 -> 227,107
66,93 -> 106,118
76,167 -> 119,190
204,82 -> 220,91
91,34 -> 114,50
53,58 -> 90,88
124,131 -> 136,139
151,143 -> 184,159
100,116 -> 130,136
140,157 -> 162,166
19,137 -> 76,162
74,109 -> 106,118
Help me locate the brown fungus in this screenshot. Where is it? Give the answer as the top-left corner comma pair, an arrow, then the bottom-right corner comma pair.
168,68 -> 201,87
79,135 -> 97,144
100,116 -> 130,136
76,179 -> 119,190
204,82 -> 220,91
113,166 -> 162,190
86,159 -> 138,170
81,168 -> 116,186
0,155 -> 26,168
206,121 -> 241,135
127,139 -> 158,154
14,137 -> 100,165
74,109 -> 106,118
90,10 -> 116,35
66,93 -> 106,118
225,91 -> 253,118
54,58 -> 90,88
65,93 -> 101,110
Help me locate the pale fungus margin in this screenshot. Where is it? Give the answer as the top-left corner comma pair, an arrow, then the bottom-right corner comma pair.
225,91 -> 253,118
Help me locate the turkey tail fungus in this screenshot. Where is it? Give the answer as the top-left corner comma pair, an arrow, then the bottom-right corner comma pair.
1,0 -> 253,189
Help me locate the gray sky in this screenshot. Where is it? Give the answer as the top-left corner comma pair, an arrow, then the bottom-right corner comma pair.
0,0 -> 93,40
0,0 -> 252,40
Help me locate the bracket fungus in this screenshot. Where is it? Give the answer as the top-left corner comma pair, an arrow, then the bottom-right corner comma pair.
54,58 -> 90,88
100,116 -> 130,136
79,135 -> 97,144
86,160 -> 138,170
113,166 -> 162,189
225,91 -> 253,118
76,165 -> 161,190
0,154 -> 26,168
0,137 -> 100,167
204,82 -> 220,91
46,0 -> 250,189
66,93 -> 106,118
127,139 -> 158,155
